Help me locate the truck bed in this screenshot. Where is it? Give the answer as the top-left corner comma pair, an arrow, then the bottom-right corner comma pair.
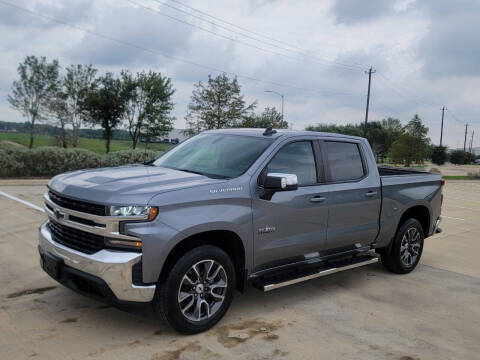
378,166 -> 431,177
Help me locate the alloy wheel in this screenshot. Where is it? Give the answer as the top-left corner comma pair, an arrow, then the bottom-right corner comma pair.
177,259 -> 228,322
400,227 -> 421,267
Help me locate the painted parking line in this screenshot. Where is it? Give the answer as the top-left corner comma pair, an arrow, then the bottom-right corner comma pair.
442,215 -> 466,221
445,205 -> 479,211
0,191 -> 45,213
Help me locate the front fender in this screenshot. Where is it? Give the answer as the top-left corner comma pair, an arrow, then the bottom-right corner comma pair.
127,181 -> 253,283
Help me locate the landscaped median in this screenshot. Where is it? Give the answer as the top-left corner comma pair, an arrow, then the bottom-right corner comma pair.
0,141 -> 159,178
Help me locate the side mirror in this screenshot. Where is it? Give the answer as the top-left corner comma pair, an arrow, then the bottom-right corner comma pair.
264,173 -> 298,191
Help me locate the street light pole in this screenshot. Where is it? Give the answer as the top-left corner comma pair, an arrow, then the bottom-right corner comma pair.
265,90 -> 284,121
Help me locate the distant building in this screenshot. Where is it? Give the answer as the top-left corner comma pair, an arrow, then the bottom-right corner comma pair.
147,129 -> 189,144
164,129 -> 189,143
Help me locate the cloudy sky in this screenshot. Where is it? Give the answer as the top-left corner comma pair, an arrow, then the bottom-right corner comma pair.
1,0 -> 479,148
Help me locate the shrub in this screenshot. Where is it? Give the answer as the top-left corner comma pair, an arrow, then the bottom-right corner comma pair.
105,149 -> 157,167
0,141 -> 161,178
468,172 -> 480,179
0,142 -> 31,176
431,146 -> 448,166
449,150 -> 467,165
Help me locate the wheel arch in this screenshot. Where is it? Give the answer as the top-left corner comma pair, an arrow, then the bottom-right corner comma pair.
396,205 -> 431,237
158,230 -> 247,292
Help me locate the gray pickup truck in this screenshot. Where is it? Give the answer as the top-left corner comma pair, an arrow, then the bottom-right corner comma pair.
38,128 -> 443,333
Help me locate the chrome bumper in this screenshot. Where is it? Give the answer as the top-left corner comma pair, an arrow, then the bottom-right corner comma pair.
38,222 -> 155,302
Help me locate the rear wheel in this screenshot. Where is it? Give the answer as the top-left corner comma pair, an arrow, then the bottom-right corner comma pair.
381,218 -> 424,274
153,245 -> 236,334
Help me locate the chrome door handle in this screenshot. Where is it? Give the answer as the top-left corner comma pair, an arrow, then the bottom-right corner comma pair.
365,191 -> 378,197
310,196 -> 326,203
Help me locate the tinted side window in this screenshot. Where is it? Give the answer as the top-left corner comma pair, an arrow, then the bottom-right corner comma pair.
267,141 -> 317,186
325,141 -> 365,182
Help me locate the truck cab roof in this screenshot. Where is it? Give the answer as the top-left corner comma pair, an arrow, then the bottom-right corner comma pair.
202,128 -> 366,142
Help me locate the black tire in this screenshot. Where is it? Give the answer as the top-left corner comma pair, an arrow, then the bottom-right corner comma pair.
153,245 -> 236,334
381,218 -> 424,274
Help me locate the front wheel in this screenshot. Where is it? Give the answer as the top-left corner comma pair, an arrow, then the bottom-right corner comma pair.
381,218 -> 424,274
153,245 -> 236,334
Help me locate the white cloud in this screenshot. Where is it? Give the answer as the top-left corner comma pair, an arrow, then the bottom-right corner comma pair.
0,0 -> 479,148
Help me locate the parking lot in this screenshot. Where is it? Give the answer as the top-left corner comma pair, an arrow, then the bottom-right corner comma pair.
0,180 -> 479,360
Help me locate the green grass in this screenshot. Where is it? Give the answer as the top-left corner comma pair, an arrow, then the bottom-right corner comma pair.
443,176 -> 473,180
0,132 -> 173,154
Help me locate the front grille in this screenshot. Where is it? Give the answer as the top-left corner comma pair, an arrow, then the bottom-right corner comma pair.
48,190 -> 106,216
48,221 -> 105,254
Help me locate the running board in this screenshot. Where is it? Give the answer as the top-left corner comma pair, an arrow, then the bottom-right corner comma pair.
260,255 -> 379,292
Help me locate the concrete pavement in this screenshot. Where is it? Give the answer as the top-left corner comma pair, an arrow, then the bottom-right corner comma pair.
0,180 -> 479,360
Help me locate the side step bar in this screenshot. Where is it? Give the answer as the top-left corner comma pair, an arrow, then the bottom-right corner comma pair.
261,255 -> 379,292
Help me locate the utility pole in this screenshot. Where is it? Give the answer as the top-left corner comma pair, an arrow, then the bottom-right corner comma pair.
440,106 -> 446,147
363,66 -> 376,138
469,130 -> 474,153
464,124 -> 468,151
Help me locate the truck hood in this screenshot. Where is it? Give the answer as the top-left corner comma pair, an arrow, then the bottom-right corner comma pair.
48,165 -> 226,205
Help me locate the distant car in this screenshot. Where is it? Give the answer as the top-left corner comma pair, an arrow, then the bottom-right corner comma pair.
475,159 -> 480,165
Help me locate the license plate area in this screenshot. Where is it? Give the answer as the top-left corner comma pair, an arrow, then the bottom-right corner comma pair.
41,252 -> 63,280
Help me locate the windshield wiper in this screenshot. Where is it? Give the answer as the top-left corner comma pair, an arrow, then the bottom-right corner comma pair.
177,168 -> 231,179
177,168 -> 207,176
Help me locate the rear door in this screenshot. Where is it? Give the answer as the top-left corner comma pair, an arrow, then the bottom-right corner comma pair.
320,140 -> 381,251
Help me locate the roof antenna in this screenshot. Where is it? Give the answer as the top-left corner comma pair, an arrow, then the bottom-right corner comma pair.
263,127 -> 277,136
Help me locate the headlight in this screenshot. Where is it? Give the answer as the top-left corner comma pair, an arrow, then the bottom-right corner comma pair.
109,205 -> 158,221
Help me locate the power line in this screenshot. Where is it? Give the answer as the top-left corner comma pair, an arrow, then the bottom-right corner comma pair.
0,0 -> 363,99
126,0 -> 362,71
448,109 -> 467,125
150,0 -> 363,71
165,0 -> 366,70
376,71 -> 440,109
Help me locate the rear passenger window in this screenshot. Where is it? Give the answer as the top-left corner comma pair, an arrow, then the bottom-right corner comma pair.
267,141 -> 317,186
325,142 -> 365,182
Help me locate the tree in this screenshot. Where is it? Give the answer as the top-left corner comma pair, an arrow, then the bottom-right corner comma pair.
240,107 -> 288,128
185,74 -> 256,134
465,151 -> 476,164
46,89 -> 70,148
450,150 -> 467,165
306,123 -> 363,137
377,118 -> 403,160
431,146 -> 448,166
63,64 -> 97,147
389,115 -> 430,166
7,55 -> 60,148
307,118 -> 404,162
122,70 -> 175,149
81,73 -> 126,153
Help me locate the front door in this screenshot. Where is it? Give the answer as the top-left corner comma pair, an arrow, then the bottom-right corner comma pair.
251,140 -> 329,271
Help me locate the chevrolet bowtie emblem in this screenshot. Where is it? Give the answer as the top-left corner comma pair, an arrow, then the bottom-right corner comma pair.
54,208 -> 65,220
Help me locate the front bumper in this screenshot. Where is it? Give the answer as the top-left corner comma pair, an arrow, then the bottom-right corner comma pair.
38,221 -> 155,303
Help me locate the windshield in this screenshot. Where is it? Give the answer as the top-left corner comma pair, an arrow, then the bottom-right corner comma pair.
153,134 -> 273,179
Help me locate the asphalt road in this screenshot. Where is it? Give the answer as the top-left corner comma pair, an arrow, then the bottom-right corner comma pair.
0,180 -> 479,360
